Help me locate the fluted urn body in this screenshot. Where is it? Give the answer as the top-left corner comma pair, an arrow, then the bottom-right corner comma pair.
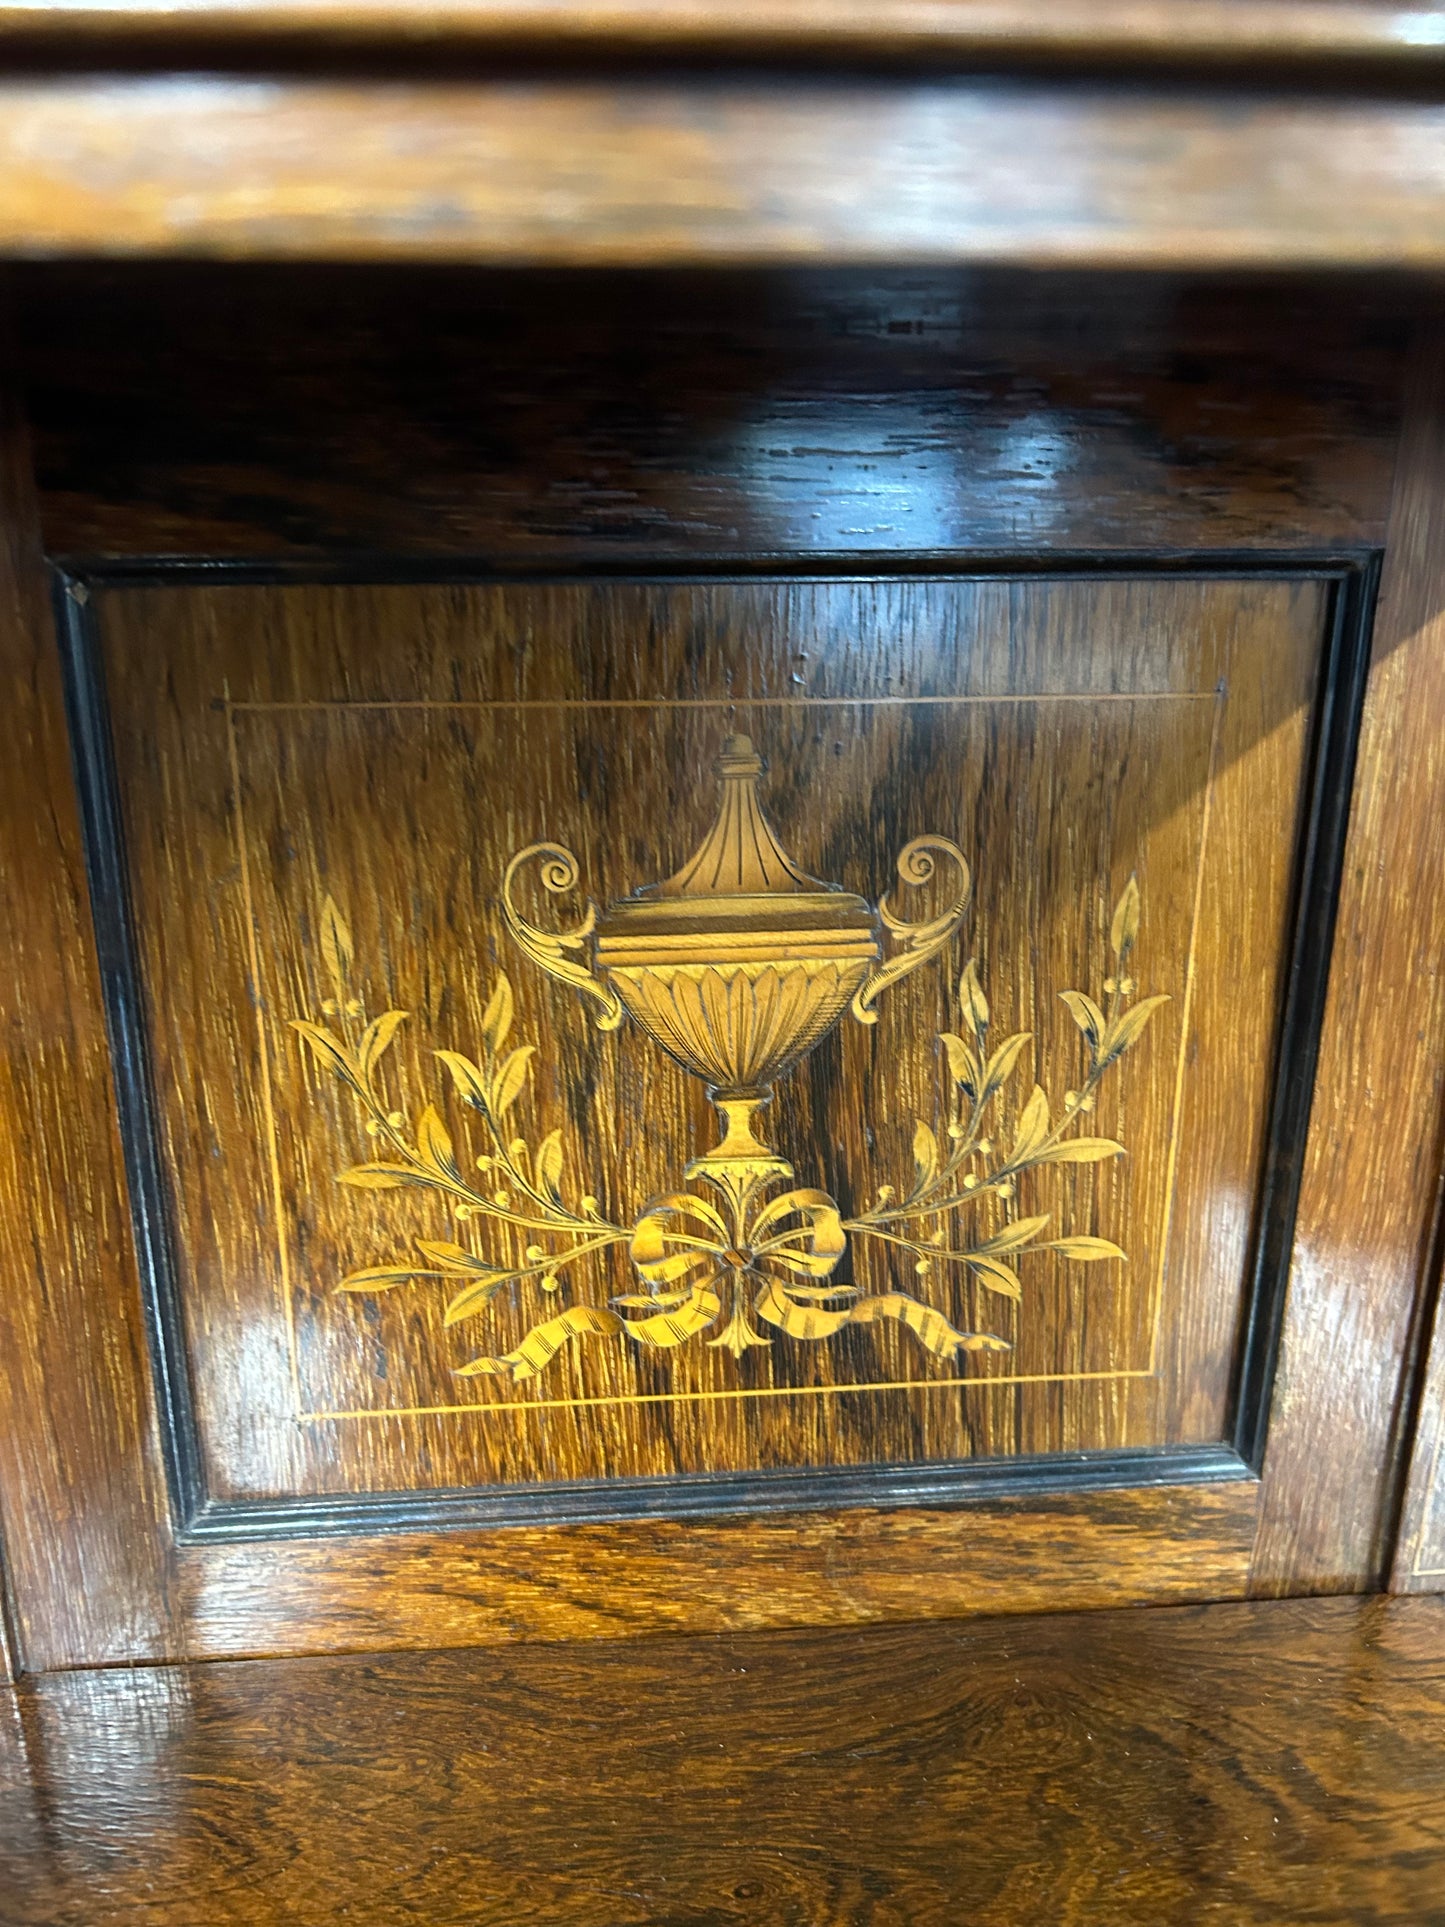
593,736 -> 881,1097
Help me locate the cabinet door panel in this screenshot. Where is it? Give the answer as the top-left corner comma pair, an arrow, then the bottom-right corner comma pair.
4,271 -> 1437,1669
55,568 -> 1323,1554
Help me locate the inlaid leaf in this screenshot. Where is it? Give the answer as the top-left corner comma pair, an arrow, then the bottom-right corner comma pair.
1033,1137 -> 1124,1164
975,1213 -> 1050,1255
338,1163 -> 421,1188
291,1019 -> 355,1084
959,959 -> 989,1039
1101,994 -> 1171,1063
334,1266 -> 422,1292
1110,875 -> 1141,961
481,973 -> 514,1056
939,1030 -> 978,1091
416,1239 -> 495,1274
913,1120 -> 940,1190
320,894 -> 353,991
1059,991 -> 1106,1053
490,1044 -> 535,1116
967,1255 -> 1024,1301
437,1049 -> 490,1109
1011,1084 -> 1050,1163
981,1031 -> 1032,1102
1047,1237 -> 1127,1261
416,1103 -> 457,1175
443,1270 -> 519,1326
535,1128 -> 565,1204
359,1009 -> 408,1076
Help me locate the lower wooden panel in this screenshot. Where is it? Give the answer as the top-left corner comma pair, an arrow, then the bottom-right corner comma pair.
3,269 -> 1432,1669
163,1478 -> 1258,1659
4,1593 -> 1440,1927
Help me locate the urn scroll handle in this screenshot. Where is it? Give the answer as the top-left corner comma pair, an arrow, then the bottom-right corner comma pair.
500,842 -> 625,1031
850,836 -> 973,1025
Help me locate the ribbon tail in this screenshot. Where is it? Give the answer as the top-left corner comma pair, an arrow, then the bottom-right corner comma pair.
456,1303 -> 624,1381
850,1293 -> 1011,1360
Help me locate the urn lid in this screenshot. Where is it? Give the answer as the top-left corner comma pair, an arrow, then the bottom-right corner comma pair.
595,735 -> 880,961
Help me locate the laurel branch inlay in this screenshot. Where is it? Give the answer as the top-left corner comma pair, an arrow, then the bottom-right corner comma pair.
292,735 -> 1167,1382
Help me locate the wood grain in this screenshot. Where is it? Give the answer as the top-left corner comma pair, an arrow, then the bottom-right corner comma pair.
6,0 -> 1445,67
167,1478 -> 1258,1658
6,79 -> 1445,266
1253,341 -> 1445,1596
0,432 -> 1275,1659
92,574 -> 1314,1508
4,1593 -> 1443,1925
0,263 -> 1432,1663
0,393 -> 178,1672
19,266 -> 1404,563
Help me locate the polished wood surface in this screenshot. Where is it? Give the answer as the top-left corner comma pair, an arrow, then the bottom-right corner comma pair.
6,0 -> 1445,66
20,267 -> 1404,561
3,1594 -> 1443,1925
95,574 -> 1309,1503
10,562 -> 1298,1662
161,1480 -> 1258,1659
0,88 -> 1441,1927
1254,344 -> 1445,1596
0,391 -> 176,1673
4,265 -> 1439,1664
5,80 -> 1445,267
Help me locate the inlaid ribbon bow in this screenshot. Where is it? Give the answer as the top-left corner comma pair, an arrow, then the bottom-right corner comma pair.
617,1186 -> 850,1349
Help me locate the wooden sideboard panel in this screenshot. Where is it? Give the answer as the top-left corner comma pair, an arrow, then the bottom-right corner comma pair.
164,1480 -> 1260,1658
5,266 -> 1438,1665
62,568 -> 1318,1534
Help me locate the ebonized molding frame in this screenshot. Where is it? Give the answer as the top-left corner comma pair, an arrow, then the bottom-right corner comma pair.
51,552 -> 1380,1543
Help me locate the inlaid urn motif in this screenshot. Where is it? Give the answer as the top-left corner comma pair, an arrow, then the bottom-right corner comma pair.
294,729 -> 1163,1382
502,734 -> 971,1182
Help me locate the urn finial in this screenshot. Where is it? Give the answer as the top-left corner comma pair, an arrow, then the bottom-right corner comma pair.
655,733 -> 819,899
